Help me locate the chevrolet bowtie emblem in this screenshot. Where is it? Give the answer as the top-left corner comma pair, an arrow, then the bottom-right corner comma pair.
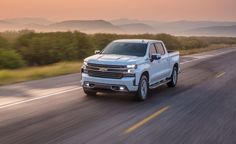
99,67 -> 107,72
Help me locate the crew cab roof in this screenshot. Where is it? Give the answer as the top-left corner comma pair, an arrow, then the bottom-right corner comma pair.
113,39 -> 163,44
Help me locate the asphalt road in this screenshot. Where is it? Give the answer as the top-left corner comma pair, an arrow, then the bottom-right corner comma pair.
0,48 -> 236,144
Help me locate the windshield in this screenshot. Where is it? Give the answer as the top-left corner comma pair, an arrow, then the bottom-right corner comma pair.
102,42 -> 148,57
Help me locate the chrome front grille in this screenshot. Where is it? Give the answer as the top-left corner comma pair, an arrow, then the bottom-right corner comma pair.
87,63 -> 127,79
88,63 -> 126,69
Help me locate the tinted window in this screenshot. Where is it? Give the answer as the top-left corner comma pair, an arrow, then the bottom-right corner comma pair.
102,42 -> 148,57
155,43 -> 165,55
149,44 -> 157,57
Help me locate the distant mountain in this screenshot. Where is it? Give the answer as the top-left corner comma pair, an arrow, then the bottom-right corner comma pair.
50,20 -> 121,32
119,23 -> 155,33
111,19 -> 236,35
0,20 -> 15,30
0,19 -> 122,33
0,18 -> 52,31
0,20 -> 11,25
1,17 -> 236,36
3,17 -> 53,25
0,20 -> 15,27
186,25 -> 236,36
110,18 -> 158,26
152,20 -> 236,33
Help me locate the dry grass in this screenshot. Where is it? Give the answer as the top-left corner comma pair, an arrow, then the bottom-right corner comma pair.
0,62 -> 82,85
180,44 -> 234,55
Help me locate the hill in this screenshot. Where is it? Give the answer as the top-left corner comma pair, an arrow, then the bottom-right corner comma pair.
50,20 -> 121,33
1,18 -> 236,36
3,17 -> 53,25
186,25 -> 236,36
119,23 -> 155,33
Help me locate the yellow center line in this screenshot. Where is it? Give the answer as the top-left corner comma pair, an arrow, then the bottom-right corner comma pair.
124,106 -> 169,134
216,72 -> 225,78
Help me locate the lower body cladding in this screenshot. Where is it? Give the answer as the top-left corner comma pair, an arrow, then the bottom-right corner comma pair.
81,73 -> 138,92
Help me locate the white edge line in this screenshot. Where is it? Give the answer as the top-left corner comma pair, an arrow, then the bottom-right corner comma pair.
180,49 -> 236,65
180,59 -> 198,65
0,87 -> 82,109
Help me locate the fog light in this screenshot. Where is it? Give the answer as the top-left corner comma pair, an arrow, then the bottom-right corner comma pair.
127,69 -> 135,73
119,86 -> 125,90
84,82 -> 90,87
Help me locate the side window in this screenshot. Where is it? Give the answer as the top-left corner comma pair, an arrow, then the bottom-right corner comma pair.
155,43 -> 165,55
149,44 -> 157,57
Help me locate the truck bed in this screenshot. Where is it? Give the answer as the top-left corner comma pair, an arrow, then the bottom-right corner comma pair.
168,50 -> 179,57
168,50 -> 178,53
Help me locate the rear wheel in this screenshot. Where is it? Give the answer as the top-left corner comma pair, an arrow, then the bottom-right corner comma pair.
135,75 -> 149,101
167,66 -> 178,87
83,88 -> 97,96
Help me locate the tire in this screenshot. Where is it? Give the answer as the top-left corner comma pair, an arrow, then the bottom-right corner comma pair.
83,88 -> 97,96
135,75 -> 149,101
167,66 -> 178,87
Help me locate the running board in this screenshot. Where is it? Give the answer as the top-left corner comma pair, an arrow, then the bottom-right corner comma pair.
149,79 -> 171,89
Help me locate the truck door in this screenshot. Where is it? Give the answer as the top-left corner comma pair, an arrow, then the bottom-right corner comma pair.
155,43 -> 170,79
148,43 -> 165,85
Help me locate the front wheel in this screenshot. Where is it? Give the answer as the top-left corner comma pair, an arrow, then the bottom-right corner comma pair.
135,75 -> 149,101
167,66 -> 178,87
83,88 -> 97,96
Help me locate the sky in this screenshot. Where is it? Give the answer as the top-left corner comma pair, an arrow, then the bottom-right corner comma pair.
1,0 -> 236,21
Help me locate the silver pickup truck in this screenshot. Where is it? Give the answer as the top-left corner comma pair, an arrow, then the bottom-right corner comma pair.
81,39 -> 180,101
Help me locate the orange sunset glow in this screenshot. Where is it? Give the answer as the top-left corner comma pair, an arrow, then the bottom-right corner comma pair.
1,0 -> 236,21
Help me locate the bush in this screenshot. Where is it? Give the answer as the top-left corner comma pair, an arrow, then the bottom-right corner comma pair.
91,33 -> 119,50
178,37 -> 208,49
14,31 -> 93,66
91,33 -> 182,50
0,50 -> 25,69
0,36 -> 9,49
154,34 -> 182,50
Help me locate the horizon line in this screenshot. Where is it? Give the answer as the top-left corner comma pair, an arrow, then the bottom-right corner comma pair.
1,17 -> 236,23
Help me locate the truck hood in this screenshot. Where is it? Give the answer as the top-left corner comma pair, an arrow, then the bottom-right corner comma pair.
84,54 -> 142,65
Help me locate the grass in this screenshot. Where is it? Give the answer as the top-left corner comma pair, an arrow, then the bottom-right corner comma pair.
0,44 -> 235,86
0,62 -> 82,85
179,44 -> 234,55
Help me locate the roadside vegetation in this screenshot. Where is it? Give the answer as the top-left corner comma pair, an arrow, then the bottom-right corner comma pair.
0,62 -> 81,85
0,30 -> 236,85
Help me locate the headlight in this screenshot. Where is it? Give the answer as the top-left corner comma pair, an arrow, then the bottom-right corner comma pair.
124,64 -> 137,77
83,61 -> 88,67
127,64 -> 137,69
81,61 -> 88,73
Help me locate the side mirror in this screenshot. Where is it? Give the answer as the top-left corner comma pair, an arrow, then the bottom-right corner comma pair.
151,54 -> 161,62
94,50 -> 101,54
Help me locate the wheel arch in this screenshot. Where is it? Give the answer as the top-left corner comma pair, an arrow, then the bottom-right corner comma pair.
173,63 -> 179,72
141,71 -> 149,84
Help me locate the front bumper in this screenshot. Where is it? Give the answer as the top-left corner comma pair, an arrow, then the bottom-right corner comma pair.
81,73 -> 138,92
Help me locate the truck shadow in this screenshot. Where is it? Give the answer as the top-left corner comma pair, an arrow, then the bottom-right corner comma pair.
84,85 -> 182,104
